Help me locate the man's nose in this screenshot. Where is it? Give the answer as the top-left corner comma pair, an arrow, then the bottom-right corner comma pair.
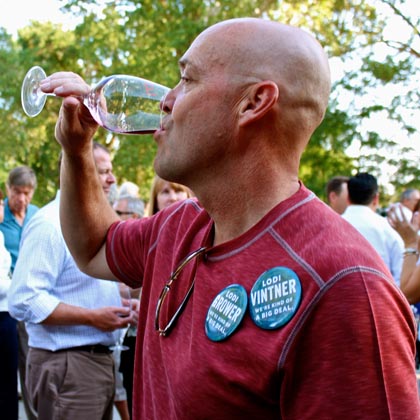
160,88 -> 175,113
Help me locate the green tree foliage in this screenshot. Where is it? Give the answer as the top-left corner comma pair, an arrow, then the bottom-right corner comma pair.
0,0 -> 418,206
0,29 -> 21,186
326,0 -> 420,197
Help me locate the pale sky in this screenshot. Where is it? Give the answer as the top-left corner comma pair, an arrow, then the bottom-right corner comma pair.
0,0 -> 77,37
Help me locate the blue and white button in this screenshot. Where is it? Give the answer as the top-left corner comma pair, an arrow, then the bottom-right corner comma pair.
205,284 -> 248,342
249,267 -> 302,330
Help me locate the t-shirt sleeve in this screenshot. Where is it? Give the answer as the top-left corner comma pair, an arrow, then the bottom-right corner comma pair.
106,218 -> 150,288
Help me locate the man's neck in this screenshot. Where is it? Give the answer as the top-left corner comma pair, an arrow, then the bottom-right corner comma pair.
12,209 -> 27,226
199,176 -> 300,246
368,202 -> 378,212
348,203 -> 376,213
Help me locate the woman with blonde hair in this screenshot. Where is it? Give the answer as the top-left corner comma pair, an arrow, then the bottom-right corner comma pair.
146,175 -> 193,216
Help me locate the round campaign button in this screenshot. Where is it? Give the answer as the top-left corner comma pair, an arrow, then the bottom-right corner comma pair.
249,267 -> 302,330
205,284 -> 248,342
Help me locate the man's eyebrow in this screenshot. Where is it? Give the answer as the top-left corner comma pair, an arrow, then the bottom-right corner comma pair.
178,57 -> 198,72
178,57 -> 189,70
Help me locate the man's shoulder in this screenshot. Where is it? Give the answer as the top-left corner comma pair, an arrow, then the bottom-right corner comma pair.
342,204 -> 370,219
0,203 -> 15,227
150,198 -> 205,230
279,199 -> 389,275
24,200 -> 60,233
163,197 -> 203,216
109,198 -> 206,250
28,202 -> 40,213
23,202 -> 40,218
366,209 -> 403,241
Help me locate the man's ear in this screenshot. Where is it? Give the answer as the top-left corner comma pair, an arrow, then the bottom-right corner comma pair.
238,81 -> 279,127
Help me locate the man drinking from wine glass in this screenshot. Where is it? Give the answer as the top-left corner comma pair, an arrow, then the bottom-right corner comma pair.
40,18 -> 420,419
8,142 -> 136,420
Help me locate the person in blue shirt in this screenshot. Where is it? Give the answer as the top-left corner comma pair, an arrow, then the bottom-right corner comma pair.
0,166 -> 38,273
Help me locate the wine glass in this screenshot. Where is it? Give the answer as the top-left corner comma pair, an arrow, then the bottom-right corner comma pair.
110,285 -> 133,352
21,66 -> 170,134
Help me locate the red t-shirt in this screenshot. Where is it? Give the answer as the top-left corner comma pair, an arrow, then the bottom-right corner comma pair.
106,184 -> 420,419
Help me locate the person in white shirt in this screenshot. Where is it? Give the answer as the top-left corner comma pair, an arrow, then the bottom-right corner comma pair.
8,143 -> 135,420
0,196 -> 14,419
342,172 -> 404,285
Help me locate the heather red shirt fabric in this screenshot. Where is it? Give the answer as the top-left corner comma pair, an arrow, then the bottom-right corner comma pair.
106,183 -> 420,419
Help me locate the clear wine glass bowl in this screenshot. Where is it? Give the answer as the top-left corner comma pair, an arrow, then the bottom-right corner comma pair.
21,66 -> 170,134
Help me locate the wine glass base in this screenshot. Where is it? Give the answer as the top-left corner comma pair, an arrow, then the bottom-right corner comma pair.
21,66 -> 47,117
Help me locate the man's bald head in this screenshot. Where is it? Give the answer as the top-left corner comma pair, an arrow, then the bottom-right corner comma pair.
189,18 -> 331,142
158,18 -> 331,187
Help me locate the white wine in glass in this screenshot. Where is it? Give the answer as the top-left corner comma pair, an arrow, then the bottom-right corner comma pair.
21,66 -> 170,134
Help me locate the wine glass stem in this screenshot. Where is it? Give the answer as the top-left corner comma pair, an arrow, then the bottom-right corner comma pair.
39,91 -> 55,100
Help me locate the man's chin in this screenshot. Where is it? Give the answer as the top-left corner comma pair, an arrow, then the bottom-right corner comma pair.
11,205 -> 27,213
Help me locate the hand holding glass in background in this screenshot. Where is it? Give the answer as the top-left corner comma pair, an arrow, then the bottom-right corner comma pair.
111,284 -> 139,351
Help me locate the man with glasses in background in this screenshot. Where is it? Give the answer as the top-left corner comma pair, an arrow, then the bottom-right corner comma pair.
113,195 -> 145,221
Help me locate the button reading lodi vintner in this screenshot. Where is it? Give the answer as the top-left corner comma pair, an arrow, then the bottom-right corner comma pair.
249,267 -> 302,330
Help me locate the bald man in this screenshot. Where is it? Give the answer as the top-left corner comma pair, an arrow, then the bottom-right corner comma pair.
40,18 -> 419,419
